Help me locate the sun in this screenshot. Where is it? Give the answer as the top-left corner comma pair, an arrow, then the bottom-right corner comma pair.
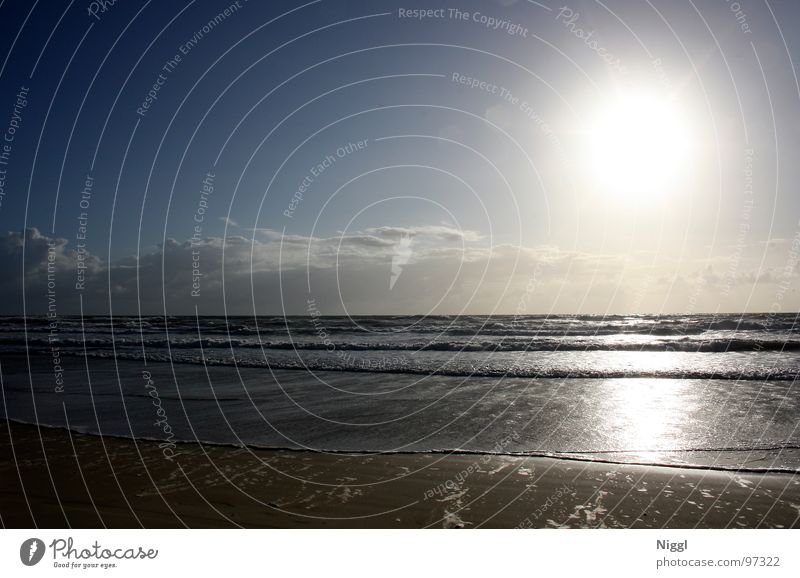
586,89 -> 692,199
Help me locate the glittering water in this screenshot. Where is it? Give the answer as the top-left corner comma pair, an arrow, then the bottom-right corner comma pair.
1,313 -> 799,470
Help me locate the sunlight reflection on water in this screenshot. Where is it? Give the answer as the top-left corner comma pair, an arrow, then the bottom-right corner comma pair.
602,377 -> 695,456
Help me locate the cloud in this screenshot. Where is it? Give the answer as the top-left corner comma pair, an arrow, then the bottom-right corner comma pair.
1,227 -> 798,315
362,225 -> 483,242
0,228 -> 102,312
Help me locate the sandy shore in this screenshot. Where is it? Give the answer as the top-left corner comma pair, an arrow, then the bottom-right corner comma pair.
1,420 -> 798,528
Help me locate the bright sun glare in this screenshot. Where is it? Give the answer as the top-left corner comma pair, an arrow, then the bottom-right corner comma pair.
587,90 -> 692,199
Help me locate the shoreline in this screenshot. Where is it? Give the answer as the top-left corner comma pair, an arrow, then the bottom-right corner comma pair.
2,420 -> 799,528
4,416 -> 799,476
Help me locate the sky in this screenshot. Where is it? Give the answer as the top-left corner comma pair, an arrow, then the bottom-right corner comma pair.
0,0 -> 799,315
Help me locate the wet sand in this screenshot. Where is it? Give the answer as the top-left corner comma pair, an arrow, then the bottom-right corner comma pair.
1,420 -> 798,528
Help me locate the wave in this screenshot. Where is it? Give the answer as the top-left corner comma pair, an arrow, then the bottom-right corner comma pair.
4,313 -> 798,338
19,347 -> 798,381
5,335 -> 800,352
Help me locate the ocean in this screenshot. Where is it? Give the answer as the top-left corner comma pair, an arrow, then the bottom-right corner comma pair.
1,313 -> 799,471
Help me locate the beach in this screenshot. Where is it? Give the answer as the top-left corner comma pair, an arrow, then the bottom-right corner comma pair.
2,419 -> 798,528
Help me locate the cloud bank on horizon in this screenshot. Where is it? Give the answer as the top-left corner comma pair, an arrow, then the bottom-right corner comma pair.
3,226 -> 797,316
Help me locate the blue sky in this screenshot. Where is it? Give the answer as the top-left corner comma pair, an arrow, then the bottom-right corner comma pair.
1,0 -> 799,314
